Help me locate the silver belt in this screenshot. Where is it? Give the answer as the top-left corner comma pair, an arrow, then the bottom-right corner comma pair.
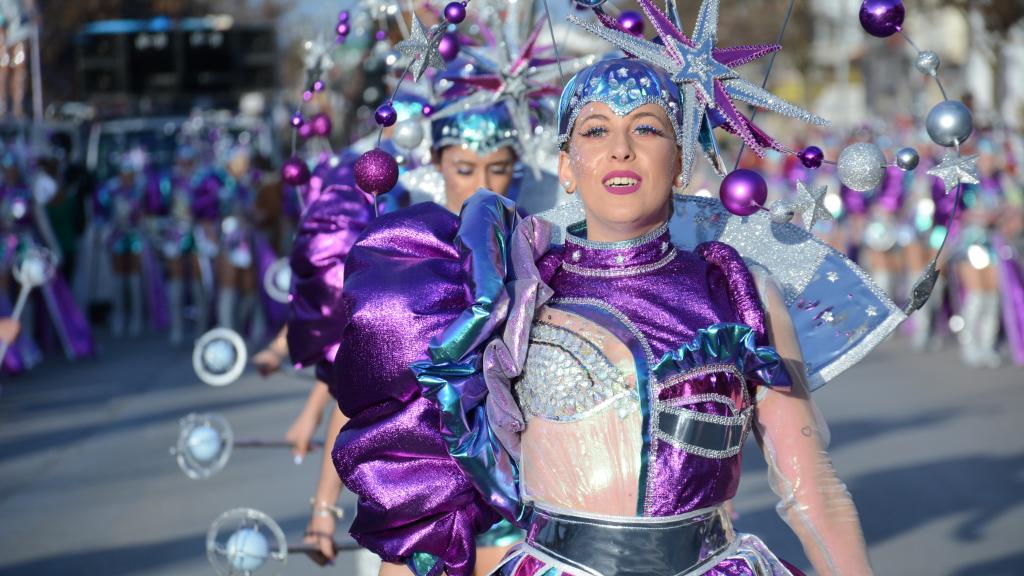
525,504 -> 734,576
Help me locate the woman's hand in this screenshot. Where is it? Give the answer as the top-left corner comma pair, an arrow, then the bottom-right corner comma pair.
303,511 -> 337,566
251,346 -> 285,376
252,326 -> 289,377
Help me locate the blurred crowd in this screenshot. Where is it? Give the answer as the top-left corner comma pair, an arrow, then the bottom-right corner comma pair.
0,113 -> 1020,377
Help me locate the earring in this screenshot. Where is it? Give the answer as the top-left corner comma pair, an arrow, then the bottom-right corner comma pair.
674,174 -> 685,188
562,180 -> 572,191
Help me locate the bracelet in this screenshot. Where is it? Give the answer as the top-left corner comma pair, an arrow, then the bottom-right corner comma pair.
310,498 -> 344,520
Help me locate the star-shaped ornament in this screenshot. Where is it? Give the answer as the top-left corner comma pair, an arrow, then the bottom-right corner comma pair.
794,181 -> 832,230
395,15 -> 447,82
568,0 -> 829,190
433,16 -> 594,178
926,152 -> 980,194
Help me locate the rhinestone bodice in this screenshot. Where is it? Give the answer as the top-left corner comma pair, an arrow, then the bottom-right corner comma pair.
515,306 -> 639,423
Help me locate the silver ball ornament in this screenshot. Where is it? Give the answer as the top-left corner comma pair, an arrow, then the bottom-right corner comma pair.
392,120 -> 425,151
837,143 -> 887,192
926,100 -> 973,147
768,200 -> 797,224
914,50 -> 940,76
895,147 -> 920,171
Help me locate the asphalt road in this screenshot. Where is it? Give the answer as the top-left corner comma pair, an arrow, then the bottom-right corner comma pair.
0,331 -> 1021,576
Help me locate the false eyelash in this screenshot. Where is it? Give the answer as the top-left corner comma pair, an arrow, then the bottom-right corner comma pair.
635,124 -> 665,137
580,126 -> 608,138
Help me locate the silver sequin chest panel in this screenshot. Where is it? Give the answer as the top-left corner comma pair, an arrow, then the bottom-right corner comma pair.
515,321 -> 638,422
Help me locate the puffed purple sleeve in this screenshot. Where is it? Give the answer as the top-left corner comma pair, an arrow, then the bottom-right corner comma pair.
329,202 -> 502,576
286,184 -> 373,375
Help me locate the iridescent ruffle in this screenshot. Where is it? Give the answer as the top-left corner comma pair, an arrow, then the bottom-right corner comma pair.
652,323 -> 791,391
411,193 -> 552,527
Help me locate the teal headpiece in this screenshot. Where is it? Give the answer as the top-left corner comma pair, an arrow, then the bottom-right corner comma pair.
430,101 -> 521,157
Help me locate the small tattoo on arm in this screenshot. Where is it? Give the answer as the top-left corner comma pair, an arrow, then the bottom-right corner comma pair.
801,426 -> 813,437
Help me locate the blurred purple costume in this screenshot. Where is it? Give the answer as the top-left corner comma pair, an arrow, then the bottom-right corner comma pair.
330,193 -> 794,576
0,183 -> 94,372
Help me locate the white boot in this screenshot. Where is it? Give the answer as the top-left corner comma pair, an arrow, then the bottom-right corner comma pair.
128,274 -> 144,337
168,279 -> 184,346
190,279 -> 208,334
976,292 -> 1002,368
958,292 -> 983,366
110,275 -> 126,338
216,287 -> 237,329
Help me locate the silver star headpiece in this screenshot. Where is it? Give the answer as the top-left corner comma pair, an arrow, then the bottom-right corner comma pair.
395,15 -> 447,82
568,0 -> 829,190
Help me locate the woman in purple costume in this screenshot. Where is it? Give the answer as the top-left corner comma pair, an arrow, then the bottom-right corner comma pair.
151,145 -> 204,345
330,58 -> 873,576
285,97 -> 525,572
0,151 -> 93,372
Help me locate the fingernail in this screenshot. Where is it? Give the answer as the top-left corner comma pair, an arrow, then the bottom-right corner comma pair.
294,455 -> 303,465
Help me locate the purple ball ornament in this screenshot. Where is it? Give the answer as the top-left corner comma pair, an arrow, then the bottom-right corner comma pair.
290,113 -> 304,128
336,22 -> 351,37
719,169 -> 768,217
617,11 -> 645,37
302,90 -> 313,102
444,2 -> 467,24
281,157 -> 311,187
422,104 -> 434,117
312,79 -> 325,93
354,149 -> 400,195
438,33 -> 461,62
798,145 -> 824,169
311,113 -> 333,138
375,103 -> 398,127
298,122 -> 314,140
338,10 -> 349,23
859,0 -> 905,38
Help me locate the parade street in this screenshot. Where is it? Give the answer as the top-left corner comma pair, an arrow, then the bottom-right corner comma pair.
0,332 -> 1021,576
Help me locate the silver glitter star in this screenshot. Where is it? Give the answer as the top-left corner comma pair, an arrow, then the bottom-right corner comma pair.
826,271 -> 839,283
794,181 -> 832,230
568,0 -> 828,190
866,306 -> 878,317
395,15 -> 446,82
821,311 -> 835,324
926,151 -> 980,194
434,18 -> 595,179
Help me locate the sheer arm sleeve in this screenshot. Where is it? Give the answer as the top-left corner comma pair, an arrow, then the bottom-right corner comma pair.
752,271 -> 874,576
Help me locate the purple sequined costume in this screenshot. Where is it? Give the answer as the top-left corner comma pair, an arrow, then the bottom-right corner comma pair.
331,193 -> 797,576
